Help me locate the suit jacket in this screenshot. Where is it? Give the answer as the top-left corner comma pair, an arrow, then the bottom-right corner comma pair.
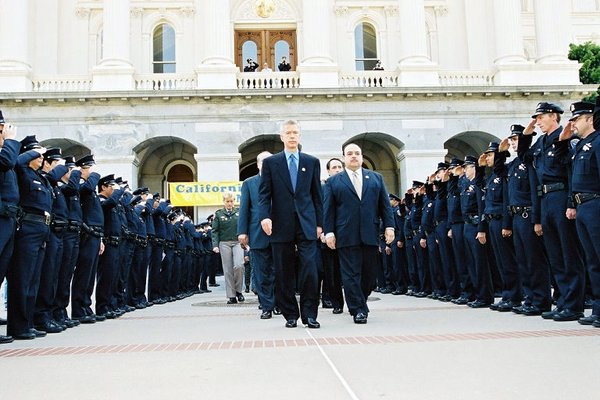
258,151 -> 323,242
237,174 -> 270,249
323,169 -> 394,248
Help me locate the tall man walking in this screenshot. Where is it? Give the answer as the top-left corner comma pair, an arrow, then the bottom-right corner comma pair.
258,120 -> 323,329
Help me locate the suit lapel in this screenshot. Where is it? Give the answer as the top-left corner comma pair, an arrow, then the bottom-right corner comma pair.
341,170 -> 360,199
274,152 -> 294,193
361,169 -> 370,199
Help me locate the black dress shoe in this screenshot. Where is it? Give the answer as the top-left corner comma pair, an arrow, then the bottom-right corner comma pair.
98,311 -> 116,320
94,313 -> 106,322
305,318 -> 320,329
75,315 -> 96,324
35,322 -> 63,334
273,307 -> 282,315
553,309 -> 584,322
353,312 -> 368,324
578,315 -> 599,325
379,288 -> 392,294
541,308 -> 561,319
452,297 -> 469,305
227,297 -> 238,304
285,319 -> 297,328
593,319 -> 600,328
521,305 -> 547,316
322,300 -> 334,309
332,308 -> 343,314
12,332 -> 35,340
30,328 -> 47,338
497,302 -> 520,312
236,292 -> 245,302
0,334 -> 13,344
468,300 -> 491,308
0,317 -> 7,325
260,311 -> 272,319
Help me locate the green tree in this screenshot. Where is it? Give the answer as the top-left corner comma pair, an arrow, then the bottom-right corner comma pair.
568,41 -> 600,102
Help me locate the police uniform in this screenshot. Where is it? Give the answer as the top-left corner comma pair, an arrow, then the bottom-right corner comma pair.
460,156 -> 494,308
567,101 -> 600,326
447,159 -> 474,304
482,142 -> 522,311
129,191 -> 149,307
148,194 -> 165,302
7,136 -> 53,339
420,181 -> 444,299
34,150 -> 69,334
410,182 -> 430,297
402,192 -> 419,294
71,155 -> 104,323
526,102 -> 585,321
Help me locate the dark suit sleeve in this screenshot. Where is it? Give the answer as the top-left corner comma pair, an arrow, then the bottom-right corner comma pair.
0,139 -> 20,172
258,159 -> 273,222
237,179 -> 251,235
378,174 -> 394,229
322,179 -> 334,235
311,158 -> 323,227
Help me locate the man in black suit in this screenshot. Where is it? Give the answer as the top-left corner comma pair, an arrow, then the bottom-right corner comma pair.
258,120 -> 323,328
323,143 -> 395,324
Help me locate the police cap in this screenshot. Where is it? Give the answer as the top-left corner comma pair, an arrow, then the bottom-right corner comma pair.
20,135 -> 42,153
0,110 -> 4,124
436,162 -> 449,172
98,174 -> 117,187
448,158 -> 464,168
463,155 -> 478,166
44,147 -> 63,161
508,124 -> 526,138
75,154 -> 96,167
133,187 -> 150,196
412,180 -> 425,189
484,141 -> 500,154
389,193 -> 401,202
63,155 -> 76,168
569,101 -> 594,121
531,102 -> 563,118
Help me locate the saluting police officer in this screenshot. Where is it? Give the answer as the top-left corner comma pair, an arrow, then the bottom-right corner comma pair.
501,125 -> 552,316
524,102 -> 585,321
71,154 -> 104,324
561,100 -> 600,327
7,135 -> 52,340
0,112 -> 20,344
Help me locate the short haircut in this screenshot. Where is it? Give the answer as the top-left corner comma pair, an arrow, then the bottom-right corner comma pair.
222,191 -> 235,201
342,142 -> 361,154
326,157 -> 344,170
280,119 -> 300,133
256,151 -> 272,163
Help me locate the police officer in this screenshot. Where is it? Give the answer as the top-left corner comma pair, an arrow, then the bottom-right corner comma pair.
410,181 -> 430,297
460,155 -> 494,308
52,155 -> 82,328
0,112 -> 20,344
419,177 -> 444,299
148,193 -> 165,303
561,100 -> 600,327
481,142 -> 522,312
129,189 -> 150,308
96,174 -> 124,319
402,189 -> 419,295
524,102 -> 585,321
501,125 -> 552,316
33,149 -> 69,333
7,136 -> 52,340
71,154 -> 104,324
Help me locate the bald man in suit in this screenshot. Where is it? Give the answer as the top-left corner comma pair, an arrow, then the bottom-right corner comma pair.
323,143 -> 395,324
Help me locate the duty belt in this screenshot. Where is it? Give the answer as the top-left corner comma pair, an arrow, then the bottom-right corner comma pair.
20,211 -> 51,226
538,182 -> 565,196
0,203 -> 21,219
574,192 -> 600,205
103,236 -> 120,246
51,218 -> 68,233
483,214 -> 502,222
135,235 -> 148,247
509,206 -> 531,218
165,240 -> 176,249
464,214 -> 480,225
67,220 -> 82,233
83,223 -> 104,238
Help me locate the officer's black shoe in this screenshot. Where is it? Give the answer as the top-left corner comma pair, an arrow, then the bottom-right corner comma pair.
273,307 -> 282,315
102,311 -> 117,320
497,302 -> 521,312
578,315 -> 599,325
468,300 -> 491,308
0,317 -> 7,325
75,315 -> 96,324
245,286 -> 250,294
35,322 -> 62,334
489,301 -> 504,311
260,311 -> 272,319
0,335 -> 14,344
353,313 -> 368,324
414,292 -> 428,298
63,318 -> 79,328
592,319 -> 600,328
30,328 -> 47,338
53,320 -> 68,331
125,305 -> 136,312
553,309 -> 584,322
541,308 -> 561,320
304,318 -> 320,329
236,292 -> 245,302
12,332 -> 35,340
285,319 -> 297,328
512,305 -> 525,314
134,302 -> 146,309
521,305 -> 547,316
332,308 -> 343,314
380,288 -> 392,294
452,297 -> 469,305
322,300 -> 333,309
439,295 -> 453,302
227,297 -> 238,304
373,287 -> 381,293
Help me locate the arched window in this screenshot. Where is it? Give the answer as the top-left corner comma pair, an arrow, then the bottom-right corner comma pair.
153,23 -> 176,73
354,22 -> 378,71
242,40 -> 258,70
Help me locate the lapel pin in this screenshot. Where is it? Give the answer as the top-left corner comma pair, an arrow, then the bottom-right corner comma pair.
365,175 -> 369,179
301,167 -> 306,171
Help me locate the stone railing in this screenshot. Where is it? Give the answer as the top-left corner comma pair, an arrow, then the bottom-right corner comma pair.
31,76 -> 93,92
135,74 -> 196,90
339,71 -> 399,88
438,71 -> 494,86
236,72 -> 300,89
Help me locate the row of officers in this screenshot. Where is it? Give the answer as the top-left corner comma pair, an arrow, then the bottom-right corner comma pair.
372,99 -> 600,329
0,112 -> 223,344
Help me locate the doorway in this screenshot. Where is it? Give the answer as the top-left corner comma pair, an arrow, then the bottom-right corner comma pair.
235,29 -> 297,72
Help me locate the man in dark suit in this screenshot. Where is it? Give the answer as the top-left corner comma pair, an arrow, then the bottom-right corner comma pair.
258,120 -> 323,329
323,143 -> 395,324
238,151 -> 276,319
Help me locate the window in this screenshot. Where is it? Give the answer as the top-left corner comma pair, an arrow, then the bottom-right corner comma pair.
153,24 -> 176,73
354,23 -> 378,71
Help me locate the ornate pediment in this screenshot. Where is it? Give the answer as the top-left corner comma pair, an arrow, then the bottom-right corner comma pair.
234,0 -> 297,21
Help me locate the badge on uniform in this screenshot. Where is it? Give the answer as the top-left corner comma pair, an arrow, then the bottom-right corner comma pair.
301,167 -> 306,171
365,175 -> 370,179
583,143 -> 591,152
427,203 -> 432,208
468,185 -> 474,192
493,177 -> 500,184
547,151 -> 554,157
518,164 -> 526,171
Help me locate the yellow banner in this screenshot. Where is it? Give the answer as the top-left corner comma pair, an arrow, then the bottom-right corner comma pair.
168,181 -> 242,206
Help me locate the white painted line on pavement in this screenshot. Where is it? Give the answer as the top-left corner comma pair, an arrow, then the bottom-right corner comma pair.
306,329 -> 361,400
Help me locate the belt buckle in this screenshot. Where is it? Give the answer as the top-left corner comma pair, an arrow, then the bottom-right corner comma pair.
575,193 -> 582,204
44,215 -> 51,225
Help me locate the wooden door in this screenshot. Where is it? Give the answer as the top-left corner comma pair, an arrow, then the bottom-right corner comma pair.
235,29 -> 297,71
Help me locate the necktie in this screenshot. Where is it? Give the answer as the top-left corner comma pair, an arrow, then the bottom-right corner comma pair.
352,171 -> 362,200
289,154 -> 297,191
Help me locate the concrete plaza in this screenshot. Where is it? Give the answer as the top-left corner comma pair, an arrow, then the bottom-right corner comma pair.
1,279 -> 599,400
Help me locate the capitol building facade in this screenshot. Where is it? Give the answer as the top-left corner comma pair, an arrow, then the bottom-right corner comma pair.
1,0 -> 599,214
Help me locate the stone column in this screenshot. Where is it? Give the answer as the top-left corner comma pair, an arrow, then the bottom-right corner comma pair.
195,0 -> 238,89
398,149 -> 447,194
0,0 -> 32,91
297,0 -> 339,88
396,0 -> 438,86
92,0 -> 135,90
528,0 -> 581,85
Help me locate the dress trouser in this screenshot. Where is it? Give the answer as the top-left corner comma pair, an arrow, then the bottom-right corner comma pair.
252,246 -> 276,312
95,242 -> 119,314
219,241 -> 244,298
321,246 -> 344,309
34,229 -> 64,325
0,215 -> 16,284
450,222 -> 474,299
488,219 -> 521,303
337,245 -> 378,317
575,198 -> 600,316
463,223 -> 493,304
71,234 -> 100,318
